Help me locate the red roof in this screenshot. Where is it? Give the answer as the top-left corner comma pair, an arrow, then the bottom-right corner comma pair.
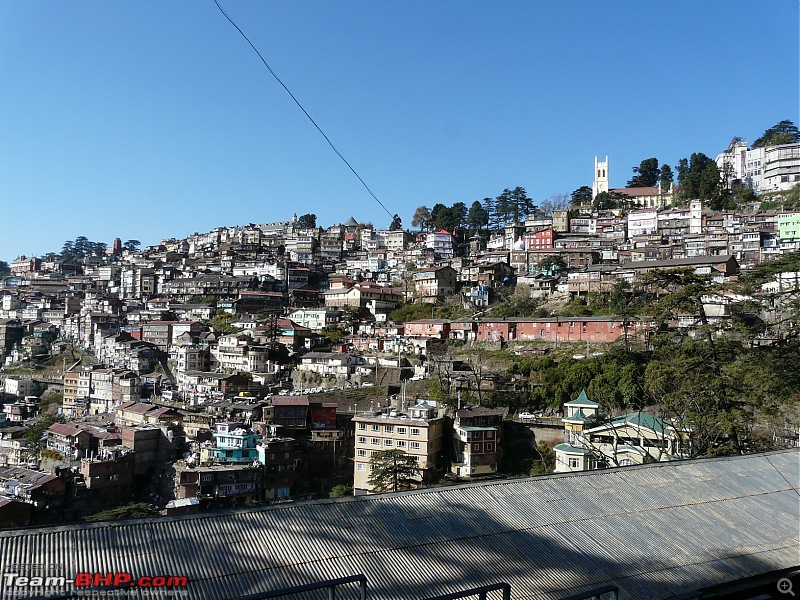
611,187 -> 661,197
271,396 -> 310,406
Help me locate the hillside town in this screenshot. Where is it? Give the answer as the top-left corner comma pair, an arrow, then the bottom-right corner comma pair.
0,139 -> 799,528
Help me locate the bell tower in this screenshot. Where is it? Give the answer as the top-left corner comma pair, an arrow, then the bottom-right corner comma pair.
592,155 -> 609,199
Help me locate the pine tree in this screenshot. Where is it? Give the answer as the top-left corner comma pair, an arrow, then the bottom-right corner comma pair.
367,449 -> 420,493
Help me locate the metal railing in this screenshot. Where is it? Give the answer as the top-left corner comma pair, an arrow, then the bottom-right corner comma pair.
235,574 -> 368,600
560,584 -> 619,600
425,582 -> 512,600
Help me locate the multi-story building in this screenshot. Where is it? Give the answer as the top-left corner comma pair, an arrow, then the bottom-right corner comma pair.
521,228 -> 556,250
451,407 -> 503,479
425,230 -> 456,259
627,208 -> 659,238
257,433 -> 298,500
0,319 -> 25,354
403,319 -> 451,339
175,345 -> 210,374
271,396 -> 310,433
717,140 -> 800,194
174,464 -> 262,505
777,212 -> 800,248
287,308 -> 344,331
211,332 -> 272,374
413,266 -> 458,303
352,400 -> 446,495
202,422 -> 261,464
2,376 -> 37,398
0,427 -> 28,468
763,143 -> 800,192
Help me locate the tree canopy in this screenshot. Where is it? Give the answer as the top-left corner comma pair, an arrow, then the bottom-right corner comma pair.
495,186 -> 535,224
627,158 -> 660,187
570,186 -> 593,207
367,449 -> 420,493
674,153 -> 725,206
59,236 -> 109,262
297,213 -> 317,228
752,120 -> 800,148
466,201 -> 489,235
411,206 -> 432,231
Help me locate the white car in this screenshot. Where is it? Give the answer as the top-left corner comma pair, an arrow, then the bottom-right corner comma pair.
518,412 -> 536,420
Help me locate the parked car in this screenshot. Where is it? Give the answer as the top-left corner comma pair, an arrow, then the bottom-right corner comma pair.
518,411 -> 535,420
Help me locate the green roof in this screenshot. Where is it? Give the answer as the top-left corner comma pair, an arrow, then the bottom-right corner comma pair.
609,412 -> 670,434
564,408 -> 593,423
554,443 -> 590,454
565,389 -> 599,408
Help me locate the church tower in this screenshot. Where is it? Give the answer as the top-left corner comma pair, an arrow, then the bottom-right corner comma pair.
592,155 -> 609,199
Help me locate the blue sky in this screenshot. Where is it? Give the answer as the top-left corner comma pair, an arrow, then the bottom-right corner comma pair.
0,0 -> 797,262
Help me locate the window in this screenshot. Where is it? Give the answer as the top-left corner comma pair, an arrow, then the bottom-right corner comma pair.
486,443 -> 494,451
472,443 -> 481,452
357,449 -> 366,458
397,427 -> 406,435
486,431 -> 494,439
410,441 -> 421,450
384,425 -> 394,433
358,423 -> 366,431
357,464 -> 366,471
371,438 -> 380,445
357,436 -> 366,444
371,424 -> 379,432
568,457 -> 580,469
397,440 -> 406,448
411,428 -> 420,436
384,439 -> 393,447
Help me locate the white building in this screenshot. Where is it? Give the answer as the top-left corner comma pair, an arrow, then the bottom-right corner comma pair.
763,144 -> 800,193
627,208 -> 659,238
425,230 -> 455,259
592,155 -> 609,200
716,139 -> 800,194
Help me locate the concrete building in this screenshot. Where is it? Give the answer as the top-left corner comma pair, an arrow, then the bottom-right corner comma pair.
451,407 -> 503,479
352,400 -> 446,494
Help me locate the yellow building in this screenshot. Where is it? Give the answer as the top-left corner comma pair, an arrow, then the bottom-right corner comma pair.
352,400 -> 445,494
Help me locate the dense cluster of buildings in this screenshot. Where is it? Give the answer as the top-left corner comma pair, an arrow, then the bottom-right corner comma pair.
0,147 -> 798,523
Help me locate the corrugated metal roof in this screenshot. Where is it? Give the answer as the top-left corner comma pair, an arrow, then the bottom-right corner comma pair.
1,450 -> 798,600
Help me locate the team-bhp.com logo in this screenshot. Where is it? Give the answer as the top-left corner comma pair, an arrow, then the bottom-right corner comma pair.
74,573 -> 189,589
3,567 -> 188,596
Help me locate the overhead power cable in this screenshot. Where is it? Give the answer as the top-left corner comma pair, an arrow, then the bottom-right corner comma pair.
212,0 -> 394,220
